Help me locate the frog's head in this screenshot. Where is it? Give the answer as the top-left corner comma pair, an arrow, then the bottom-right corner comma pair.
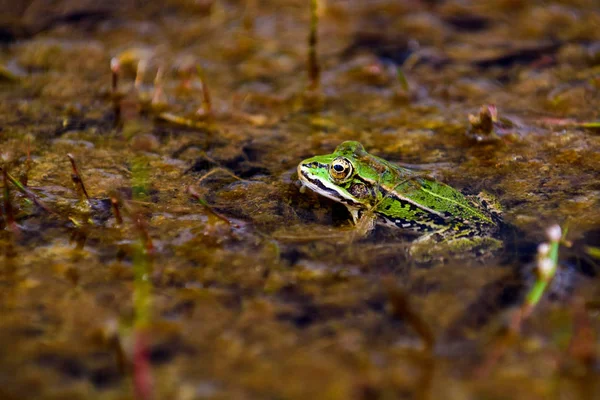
297,141 -> 378,209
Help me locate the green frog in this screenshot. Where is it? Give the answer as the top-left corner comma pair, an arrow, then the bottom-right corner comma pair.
297,141 -> 503,261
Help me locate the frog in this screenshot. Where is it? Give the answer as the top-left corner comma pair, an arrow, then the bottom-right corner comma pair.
297,141 -> 503,261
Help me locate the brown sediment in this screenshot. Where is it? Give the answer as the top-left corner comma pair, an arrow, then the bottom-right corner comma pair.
0,1 -> 599,399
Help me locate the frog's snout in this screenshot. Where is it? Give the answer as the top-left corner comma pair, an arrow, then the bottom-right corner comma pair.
297,162 -> 307,181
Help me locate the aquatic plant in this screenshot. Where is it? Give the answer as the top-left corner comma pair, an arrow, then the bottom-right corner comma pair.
195,65 -> 213,118
2,167 -> 18,235
130,157 -> 155,400
0,166 -> 53,214
511,224 -> 562,331
67,154 -> 91,203
396,66 -> 409,93
307,0 -> 320,90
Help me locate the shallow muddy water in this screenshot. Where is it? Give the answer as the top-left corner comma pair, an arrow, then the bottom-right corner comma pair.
0,1 -> 599,399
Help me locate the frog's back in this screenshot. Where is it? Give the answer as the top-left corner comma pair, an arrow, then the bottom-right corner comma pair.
398,178 -> 495,222
336,141 -> 500,231
375,166 -> 498,231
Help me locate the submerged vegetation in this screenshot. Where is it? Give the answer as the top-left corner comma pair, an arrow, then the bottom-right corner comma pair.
0,0 -> 599,399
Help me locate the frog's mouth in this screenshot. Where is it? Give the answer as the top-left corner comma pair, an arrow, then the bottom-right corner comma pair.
298,164 -> 363,208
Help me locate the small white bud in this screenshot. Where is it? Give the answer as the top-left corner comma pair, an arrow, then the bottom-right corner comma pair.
110,57 -> 120,72
546,224 -> 562,242
537,243 -> 550,256
537,258 -> 555,281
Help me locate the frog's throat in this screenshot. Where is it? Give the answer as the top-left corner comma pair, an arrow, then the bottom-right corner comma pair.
298,166 -> 363,208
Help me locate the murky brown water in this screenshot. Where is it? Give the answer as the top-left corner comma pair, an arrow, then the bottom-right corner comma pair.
1,1 -> 599,399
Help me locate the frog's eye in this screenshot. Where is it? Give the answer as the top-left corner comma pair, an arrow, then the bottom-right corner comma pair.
329,157 -> 354,182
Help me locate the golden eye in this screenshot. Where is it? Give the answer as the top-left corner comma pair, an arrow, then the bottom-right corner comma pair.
329,157 -> 353,182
